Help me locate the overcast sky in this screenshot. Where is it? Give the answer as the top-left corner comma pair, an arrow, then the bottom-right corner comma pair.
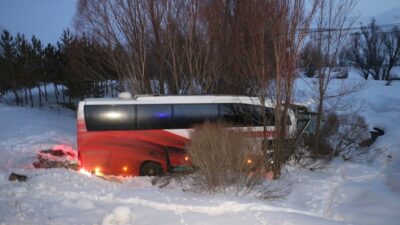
0,0 -> 399,44
356,0 -> 400,16
0,0 -> 77,44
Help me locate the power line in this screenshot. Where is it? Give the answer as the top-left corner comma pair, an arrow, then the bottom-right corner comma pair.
300,22 -> 400,35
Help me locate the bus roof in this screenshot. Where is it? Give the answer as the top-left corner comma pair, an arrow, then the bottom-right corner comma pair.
81,95 -> 274,106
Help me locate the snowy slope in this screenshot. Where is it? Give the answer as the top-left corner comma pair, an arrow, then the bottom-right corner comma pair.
0,104 -> 76,174
1,80 -> 400,225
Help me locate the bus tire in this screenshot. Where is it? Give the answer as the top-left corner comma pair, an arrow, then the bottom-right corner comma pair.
140,162 -> 163,176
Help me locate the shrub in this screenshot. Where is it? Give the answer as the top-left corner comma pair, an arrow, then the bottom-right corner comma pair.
330,115 -> 376,162
302,113 -> 339,159
300,113 -> 376,165
186,121 -> 266,194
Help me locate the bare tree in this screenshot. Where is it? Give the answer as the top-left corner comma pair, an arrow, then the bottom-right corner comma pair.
270,0 -> 319,178
239,0 -> 276,174
200,0 -> 259,94
300,41 -> 322,77
242,0 -> 319,178
75,0 -> 151,94
74,0 -> 222,95
382,26 -> 400,81
146,0 -> 167,94
310,0 -> 358,153
182,0 -> 221,94
349,20 -> 385,80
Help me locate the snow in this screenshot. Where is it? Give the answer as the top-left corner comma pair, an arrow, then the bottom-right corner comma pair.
0,103 -> 76,174
102,206 -> 136,225
1,79 -> 400,225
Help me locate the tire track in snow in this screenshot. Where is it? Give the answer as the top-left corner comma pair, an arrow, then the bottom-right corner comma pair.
319,165 -> 380,219
321,176 -> 343,219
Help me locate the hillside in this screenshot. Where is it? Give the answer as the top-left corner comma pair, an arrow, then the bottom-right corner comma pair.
0,79 -> 399,225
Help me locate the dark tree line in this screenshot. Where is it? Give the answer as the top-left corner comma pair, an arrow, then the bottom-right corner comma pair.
0,29 -> 117,108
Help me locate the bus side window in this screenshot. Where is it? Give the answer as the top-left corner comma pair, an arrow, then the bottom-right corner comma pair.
173,104 -> 219,129
219,104 -> 249,127
136,104 -> 173,130
262,107 -> 275,126
219,104 -> 275,127
84,105 -> 136,131
247,105 -> 275,126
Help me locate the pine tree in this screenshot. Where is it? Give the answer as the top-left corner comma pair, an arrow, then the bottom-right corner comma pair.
30,35 -> 44,106
0,30 -> 20,104
15,33 -> 32,106
43,43 -> 57,101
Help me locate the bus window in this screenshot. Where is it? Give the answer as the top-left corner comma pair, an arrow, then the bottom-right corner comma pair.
219,104 -> 274,127
173,104 -> 219,128
219,104 -> 247,126
137,104 -> 173,130
84,105 -> 136,131
262,107 -> 275,126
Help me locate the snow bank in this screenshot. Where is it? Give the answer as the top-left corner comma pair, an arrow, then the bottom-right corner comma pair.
0,104 -> 76,175
1,78 -> 400,225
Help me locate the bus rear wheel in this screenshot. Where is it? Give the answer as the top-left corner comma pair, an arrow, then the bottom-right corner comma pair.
140,162 -> 163,176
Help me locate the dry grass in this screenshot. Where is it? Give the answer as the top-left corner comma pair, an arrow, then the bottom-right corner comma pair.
299,113 -> 378,166
186,121 -> 266,194
331,115 -> 378,162
151,122 -> 292,199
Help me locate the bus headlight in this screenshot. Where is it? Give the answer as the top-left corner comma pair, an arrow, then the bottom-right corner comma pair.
94,167 -> 101,176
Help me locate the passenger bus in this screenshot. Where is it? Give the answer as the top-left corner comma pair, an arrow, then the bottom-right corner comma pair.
77,94 -> 312,176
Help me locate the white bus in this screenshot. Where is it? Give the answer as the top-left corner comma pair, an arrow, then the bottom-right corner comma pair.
77,94 -> 312,176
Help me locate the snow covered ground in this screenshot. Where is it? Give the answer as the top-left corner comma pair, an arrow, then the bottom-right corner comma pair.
0,79 -> 399,225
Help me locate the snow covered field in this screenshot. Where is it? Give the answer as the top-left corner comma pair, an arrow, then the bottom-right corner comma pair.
0,79 -> 399,225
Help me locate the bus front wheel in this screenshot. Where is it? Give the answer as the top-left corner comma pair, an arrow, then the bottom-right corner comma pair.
140,162 -> 163,176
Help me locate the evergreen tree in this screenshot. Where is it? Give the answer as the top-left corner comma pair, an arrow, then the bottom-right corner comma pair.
0,30 -> 20,104
15,33 -> 33,106
30,35 -> 44,106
